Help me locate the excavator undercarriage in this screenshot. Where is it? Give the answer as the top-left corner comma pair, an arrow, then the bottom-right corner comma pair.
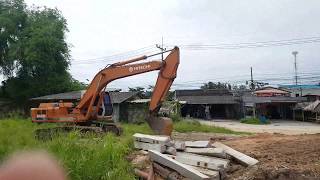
35,122 -> 122,140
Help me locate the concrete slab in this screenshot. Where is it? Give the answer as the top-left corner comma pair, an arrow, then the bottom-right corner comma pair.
185,141 -> 211,148
185,147 -> 227,158
165,146 -> 177,155
212,142 -> 258,166
134,141 -> 166,153
149,150 -> 210,180
184,164 -> 220,180
174,152 -> 229,171
133,133 -> 170,144
174,141 -> 186,150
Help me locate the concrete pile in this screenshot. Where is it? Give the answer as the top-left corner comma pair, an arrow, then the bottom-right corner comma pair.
133,133 -> 259,180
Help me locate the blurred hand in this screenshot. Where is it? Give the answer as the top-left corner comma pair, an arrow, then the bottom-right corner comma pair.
0,151 -> 67,180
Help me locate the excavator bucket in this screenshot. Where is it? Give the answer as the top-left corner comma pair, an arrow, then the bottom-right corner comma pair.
146,116 -> 173,136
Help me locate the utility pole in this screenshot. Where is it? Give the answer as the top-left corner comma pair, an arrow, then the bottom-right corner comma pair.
156,37 -> 166,61
250,67 -> 255,90
250,67 -> 256,118
292,51 -> 298,85
292,51 -> 302,96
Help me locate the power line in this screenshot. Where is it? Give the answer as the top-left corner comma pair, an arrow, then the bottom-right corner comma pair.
72,49 -> 161,65
171,74 -> 320,87
72,36 -> 320,65
166,36 -> 320,50
173,71 -> 320,85
71,45 -> 156,63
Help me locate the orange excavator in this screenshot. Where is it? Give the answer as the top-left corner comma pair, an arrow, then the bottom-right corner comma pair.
31,47 -> 179,136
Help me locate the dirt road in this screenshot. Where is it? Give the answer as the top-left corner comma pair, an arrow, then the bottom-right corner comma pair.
199,119 -> 320,135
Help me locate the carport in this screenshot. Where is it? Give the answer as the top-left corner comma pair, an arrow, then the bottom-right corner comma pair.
294,100 -> 320,122
243,96 -> 306,120
178,95 -> 241,119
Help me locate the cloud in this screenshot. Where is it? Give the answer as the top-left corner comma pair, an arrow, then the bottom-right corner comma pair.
24,0 -> 320,89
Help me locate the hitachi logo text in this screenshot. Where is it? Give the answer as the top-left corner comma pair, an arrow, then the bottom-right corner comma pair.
128,65 -> 151,72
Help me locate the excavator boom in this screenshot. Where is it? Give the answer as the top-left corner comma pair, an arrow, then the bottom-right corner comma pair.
31,47 -> 180,135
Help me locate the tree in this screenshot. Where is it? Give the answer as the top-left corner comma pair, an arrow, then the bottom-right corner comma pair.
128,86 -> 145,98
200,81 -> 231,90
232,84 -> 248,90
0,0 -> 84,105
0,0 -> 27,76
144,85 -> 154,98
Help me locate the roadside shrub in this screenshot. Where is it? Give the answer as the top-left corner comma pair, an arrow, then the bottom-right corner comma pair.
240,117 -> 270,125
170,113 -> 182,122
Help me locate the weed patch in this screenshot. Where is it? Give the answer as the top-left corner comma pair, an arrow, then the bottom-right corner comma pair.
241,117 -> 270,125
174,120 -> 248,135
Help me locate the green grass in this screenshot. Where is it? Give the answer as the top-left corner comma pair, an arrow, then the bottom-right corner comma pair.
240,117 -> 270,125
174,120 -> 248,135
0,119 -> 146,180
0,118 -> 245,179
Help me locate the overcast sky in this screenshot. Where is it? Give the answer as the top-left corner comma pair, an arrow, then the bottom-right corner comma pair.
24,0 -> 320,90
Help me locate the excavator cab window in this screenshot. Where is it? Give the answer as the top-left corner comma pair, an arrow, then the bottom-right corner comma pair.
97,92 -> 113,116
103,92 -> 113,116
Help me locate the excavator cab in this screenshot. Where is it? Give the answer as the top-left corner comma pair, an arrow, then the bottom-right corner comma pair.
96,91 -> 113,119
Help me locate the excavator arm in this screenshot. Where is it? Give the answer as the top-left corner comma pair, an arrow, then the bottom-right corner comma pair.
75,46 -> 179,135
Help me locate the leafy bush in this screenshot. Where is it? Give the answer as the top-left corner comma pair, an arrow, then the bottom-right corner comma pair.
170,113 -> 182,122
240,117 -> 270,124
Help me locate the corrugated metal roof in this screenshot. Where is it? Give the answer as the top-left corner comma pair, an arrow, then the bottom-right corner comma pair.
176,95 -> 240,105
303,100 -> 320,112
110,92 -> 138,104
31,91 -> 137,104
31,91 -> 82,101
243,96 -> 306,103
280,85 -> 320,89
175,89 -> 232,97
254,89 -> 290,94
129,99 -> 151,103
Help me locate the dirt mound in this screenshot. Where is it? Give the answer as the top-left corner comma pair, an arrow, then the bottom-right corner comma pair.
224,133 -> 320,180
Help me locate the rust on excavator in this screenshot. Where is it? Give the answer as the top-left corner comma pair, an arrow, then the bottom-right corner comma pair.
31,46 -> 180,136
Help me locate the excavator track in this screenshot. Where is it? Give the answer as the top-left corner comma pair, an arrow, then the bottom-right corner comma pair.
35,123 -> 122,140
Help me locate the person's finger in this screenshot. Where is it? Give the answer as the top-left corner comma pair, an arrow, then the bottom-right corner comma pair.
0,151 -> 67,180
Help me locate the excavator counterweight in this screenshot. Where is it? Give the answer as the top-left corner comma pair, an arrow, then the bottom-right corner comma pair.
31,47 -> 180,136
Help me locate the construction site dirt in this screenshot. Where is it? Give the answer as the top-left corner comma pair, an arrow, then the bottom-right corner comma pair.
166,132 -> 320,180
223,133 -> 320,180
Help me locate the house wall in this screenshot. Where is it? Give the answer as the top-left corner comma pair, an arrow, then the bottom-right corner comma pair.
304,95 -> 320,102
112,104 -> 120,122
127,103 -> 148,123
180,104 -> 241,120
255,103 -> 294,119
